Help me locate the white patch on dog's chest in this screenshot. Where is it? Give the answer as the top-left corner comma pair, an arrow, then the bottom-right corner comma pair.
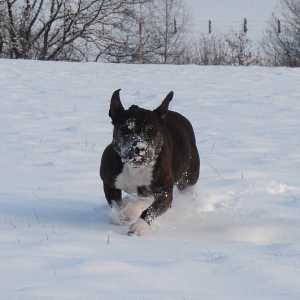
115,162 -> 154,197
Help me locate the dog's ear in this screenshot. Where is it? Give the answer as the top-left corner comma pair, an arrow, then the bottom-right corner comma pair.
153,91 -> 173,122
109,89 -> 124,121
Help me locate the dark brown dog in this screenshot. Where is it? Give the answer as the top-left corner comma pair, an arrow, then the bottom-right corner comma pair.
100,90 -> 200,235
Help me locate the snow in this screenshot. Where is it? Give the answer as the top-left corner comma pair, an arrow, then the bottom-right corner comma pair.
1,59 -> 300,299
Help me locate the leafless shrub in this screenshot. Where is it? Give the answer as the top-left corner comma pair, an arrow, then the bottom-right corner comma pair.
224,30 -> 262,66
261,0 -> 300,67
180,30 -> 262,66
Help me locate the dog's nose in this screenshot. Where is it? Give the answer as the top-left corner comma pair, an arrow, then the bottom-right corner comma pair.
132,141 -> 146,150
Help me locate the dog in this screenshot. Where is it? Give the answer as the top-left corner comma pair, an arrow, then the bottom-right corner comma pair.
100,89 -> 200,235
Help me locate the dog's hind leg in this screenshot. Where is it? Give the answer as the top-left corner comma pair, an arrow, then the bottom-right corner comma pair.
176,147 -> 200,194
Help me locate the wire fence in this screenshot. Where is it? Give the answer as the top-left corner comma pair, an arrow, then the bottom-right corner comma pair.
191,19 -> 270,41
192,18 -> 285,42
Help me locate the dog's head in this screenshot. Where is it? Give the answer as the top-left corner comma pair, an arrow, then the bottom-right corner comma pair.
109,89 -> 173,168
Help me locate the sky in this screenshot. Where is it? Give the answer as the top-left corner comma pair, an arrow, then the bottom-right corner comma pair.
185,0 -> 280,40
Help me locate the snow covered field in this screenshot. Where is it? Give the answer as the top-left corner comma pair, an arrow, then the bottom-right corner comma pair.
1,59 -> 300,299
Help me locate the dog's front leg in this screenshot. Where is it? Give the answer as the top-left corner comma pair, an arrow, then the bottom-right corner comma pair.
104,183 -> 132,225
104,183 -> 148,226
128,188 -> 173,236
103,183 -> 122,208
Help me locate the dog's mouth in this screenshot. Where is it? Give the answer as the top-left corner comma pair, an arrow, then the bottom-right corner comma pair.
121,155 -> 153,168
124,157 -> 149,168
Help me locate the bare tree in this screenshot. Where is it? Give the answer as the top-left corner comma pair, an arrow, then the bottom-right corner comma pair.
99,0 -> 159,63
0,0 -> 140,61
0,0 -> 5,58
261,0 -> 300,67
102,0 -> 191,64
148,0 -> 190,64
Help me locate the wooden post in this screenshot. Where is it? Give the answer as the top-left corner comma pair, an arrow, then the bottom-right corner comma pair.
174,19 -> 177,34
0,18 -> 2,56
208,20 -> 211,34
243,18 -> 248,33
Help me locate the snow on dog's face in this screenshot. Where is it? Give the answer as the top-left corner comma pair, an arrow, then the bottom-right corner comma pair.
108,89 -> 173,168
112,108 -> 163,167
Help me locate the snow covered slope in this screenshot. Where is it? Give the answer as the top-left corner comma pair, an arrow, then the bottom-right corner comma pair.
1,60 -> 300,299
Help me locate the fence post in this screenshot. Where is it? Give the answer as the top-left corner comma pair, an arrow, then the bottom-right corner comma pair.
243,18 -> 248,33
208,20 -> 211,34
278,19 -> 281,34
174,19 -> 177,34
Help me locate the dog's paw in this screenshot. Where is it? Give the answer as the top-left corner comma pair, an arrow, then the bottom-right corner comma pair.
128,218 -> 150,236
122,201 -> 143,223
111,201 -> 141,225
115,200 -> 153,225
110,213 -> 127,226
110,205 -> 128,226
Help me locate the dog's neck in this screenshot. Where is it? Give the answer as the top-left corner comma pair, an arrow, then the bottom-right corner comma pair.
115,161 -> 155,198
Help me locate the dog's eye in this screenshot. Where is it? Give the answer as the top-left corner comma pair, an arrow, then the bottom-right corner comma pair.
122,127 -> 130,135
122,127 -> 131,136
147,128 -> 157,137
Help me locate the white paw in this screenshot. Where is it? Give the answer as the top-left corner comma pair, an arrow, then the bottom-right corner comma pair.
128,218 -> 150,236
122,201 -> 143,223
110,204 -> 128,225
112,198 -> 153,225
112,201 -> 143,225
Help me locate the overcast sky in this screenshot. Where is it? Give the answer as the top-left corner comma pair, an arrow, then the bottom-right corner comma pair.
185,0 -> 280,39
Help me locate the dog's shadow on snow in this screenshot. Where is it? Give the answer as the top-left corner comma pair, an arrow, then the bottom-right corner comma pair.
1,194 -> 113,232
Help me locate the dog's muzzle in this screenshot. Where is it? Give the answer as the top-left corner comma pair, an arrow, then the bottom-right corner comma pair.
118,140 -> 155,167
